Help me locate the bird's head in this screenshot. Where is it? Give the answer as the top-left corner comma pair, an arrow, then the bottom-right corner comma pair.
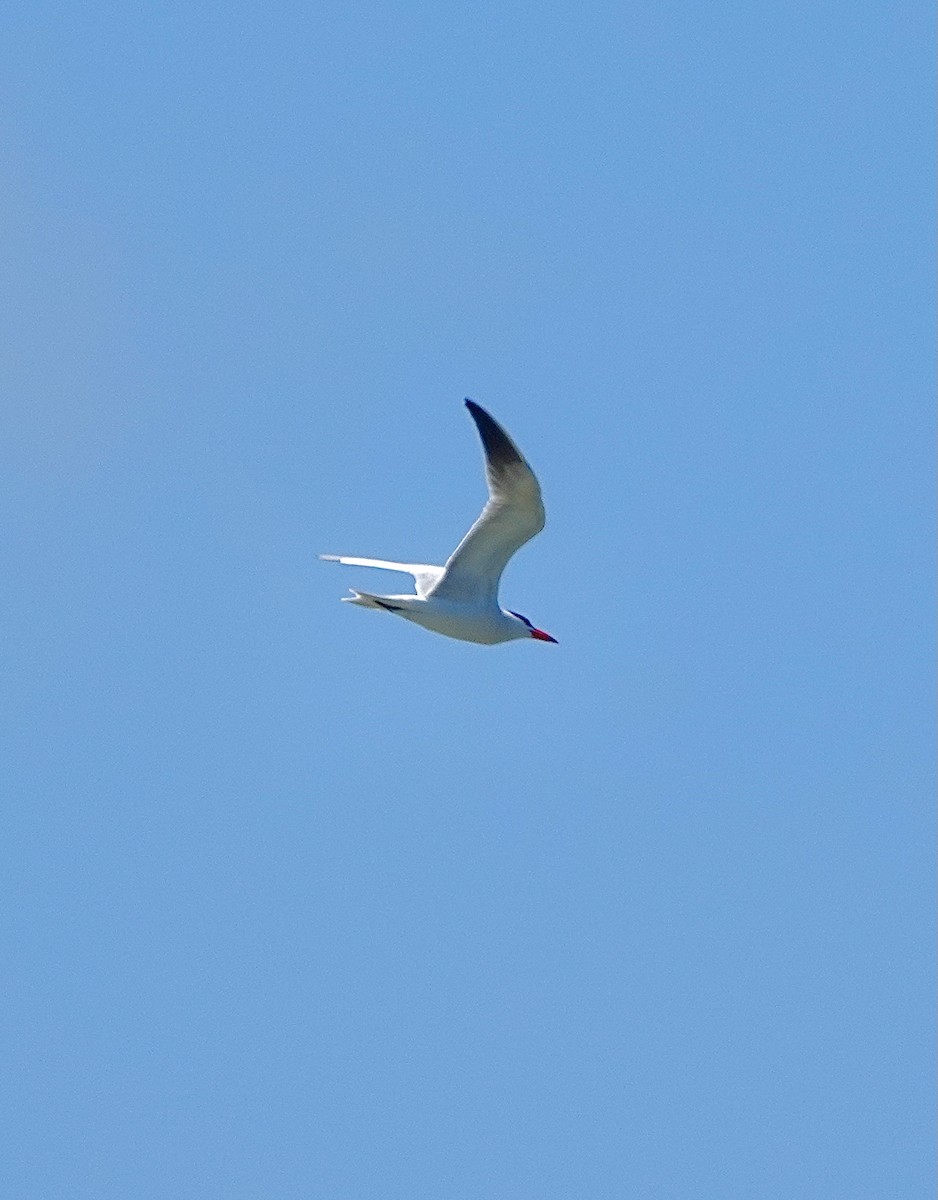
507,610 -> 558,644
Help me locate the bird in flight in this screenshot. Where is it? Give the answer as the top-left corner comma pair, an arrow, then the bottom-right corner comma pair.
321,399 -> 557,645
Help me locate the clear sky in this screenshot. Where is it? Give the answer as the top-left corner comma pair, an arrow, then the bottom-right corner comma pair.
2,3 -> 933,1197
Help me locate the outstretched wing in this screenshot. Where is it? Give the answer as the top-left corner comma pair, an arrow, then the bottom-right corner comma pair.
319,555 -> 444,599
427,400 -> 545,602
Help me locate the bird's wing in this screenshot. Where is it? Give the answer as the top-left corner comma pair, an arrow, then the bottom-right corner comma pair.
319,555 -> 444,599
427,400 -> 545,603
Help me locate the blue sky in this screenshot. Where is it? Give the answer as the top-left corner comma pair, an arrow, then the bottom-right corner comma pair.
2,3 -> 933,1197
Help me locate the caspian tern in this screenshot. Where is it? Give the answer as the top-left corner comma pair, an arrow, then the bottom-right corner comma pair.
321,399 -> 557,645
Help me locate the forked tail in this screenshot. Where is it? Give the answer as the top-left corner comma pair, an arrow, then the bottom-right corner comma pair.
342,590 -> 405,613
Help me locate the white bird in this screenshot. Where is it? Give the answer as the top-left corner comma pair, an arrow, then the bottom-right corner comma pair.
321,399 -> 557,645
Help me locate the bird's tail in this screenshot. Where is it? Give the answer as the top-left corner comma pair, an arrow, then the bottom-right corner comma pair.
342,590 -> 404,612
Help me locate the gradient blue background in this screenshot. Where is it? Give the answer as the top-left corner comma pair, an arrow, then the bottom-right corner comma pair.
2,3 -> 934,1197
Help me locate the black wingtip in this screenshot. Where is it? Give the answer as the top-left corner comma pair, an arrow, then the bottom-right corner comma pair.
463,398 -> 525,470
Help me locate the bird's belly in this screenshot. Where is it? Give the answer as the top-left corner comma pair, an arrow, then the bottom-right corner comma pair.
405,601 -> 511,644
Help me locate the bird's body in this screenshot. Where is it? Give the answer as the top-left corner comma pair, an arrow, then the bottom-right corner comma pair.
332,587 -> 535,645
321,400 -> 556,646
